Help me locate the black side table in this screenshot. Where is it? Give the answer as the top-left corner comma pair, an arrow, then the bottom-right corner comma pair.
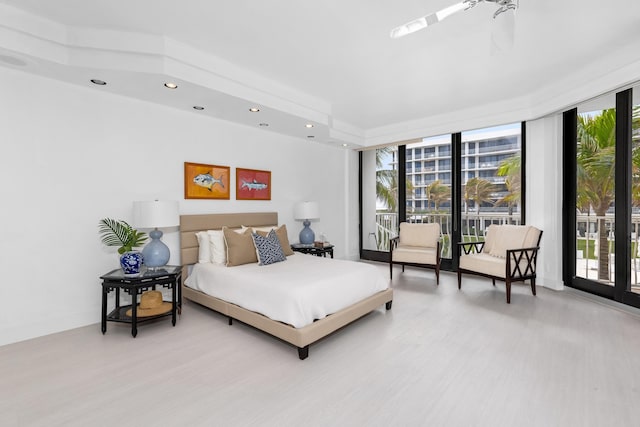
100,265 -> 182,337
291,243 -> 334,258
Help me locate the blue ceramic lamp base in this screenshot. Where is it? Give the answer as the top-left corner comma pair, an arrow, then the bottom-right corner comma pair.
299,219 -> 315,244
142,229 -> 170,269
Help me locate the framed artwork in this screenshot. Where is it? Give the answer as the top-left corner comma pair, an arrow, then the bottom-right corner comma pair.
236,168 -> 271,200
184,162 -> 230,199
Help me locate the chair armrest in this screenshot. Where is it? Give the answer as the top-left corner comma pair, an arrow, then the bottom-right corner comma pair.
458,241 -> 485,255
389,236 -> 400,252
506,246 -> 541,279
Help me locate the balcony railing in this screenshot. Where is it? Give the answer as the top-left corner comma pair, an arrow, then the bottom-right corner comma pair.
373,212 -> 521,256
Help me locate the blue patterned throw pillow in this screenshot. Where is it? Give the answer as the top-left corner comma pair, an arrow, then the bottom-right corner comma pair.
252,229 -> 287,266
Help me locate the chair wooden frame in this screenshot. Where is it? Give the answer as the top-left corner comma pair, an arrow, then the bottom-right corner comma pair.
389,237 -> 441,285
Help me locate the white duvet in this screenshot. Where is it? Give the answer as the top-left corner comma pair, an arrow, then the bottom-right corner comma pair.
185,254 -> 389,328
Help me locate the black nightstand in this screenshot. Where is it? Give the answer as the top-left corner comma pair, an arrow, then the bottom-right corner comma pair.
291,243 -> 334,258
100,266 -> 182,337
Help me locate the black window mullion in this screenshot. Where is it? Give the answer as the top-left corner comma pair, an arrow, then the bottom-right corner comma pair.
562,109 -> 578,286
521,121 -> 527,224
615,89 -> 632,301
398,145 -> 407,224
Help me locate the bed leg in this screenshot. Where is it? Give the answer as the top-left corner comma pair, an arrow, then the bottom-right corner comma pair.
385,301 -> 393,310
298,346 -> 309,360
228,317 -> 233,326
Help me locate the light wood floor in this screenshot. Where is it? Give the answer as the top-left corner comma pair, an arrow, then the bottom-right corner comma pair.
3,264 -> 640,427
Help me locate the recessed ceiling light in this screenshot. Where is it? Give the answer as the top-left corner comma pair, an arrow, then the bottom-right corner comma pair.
342,143 -> 348,147
305,124 -> 314,128
90,79 -> 107,85
259,123 -> 269,127
164,82 -> 178,89
307,135 -> 315,139
193,106 -> 204,110
249,107 -> 260,112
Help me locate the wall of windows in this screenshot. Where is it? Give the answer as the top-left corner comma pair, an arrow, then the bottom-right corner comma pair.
360,123 -> 523,270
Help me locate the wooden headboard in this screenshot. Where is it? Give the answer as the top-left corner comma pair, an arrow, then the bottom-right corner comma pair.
180,212 -> 278,274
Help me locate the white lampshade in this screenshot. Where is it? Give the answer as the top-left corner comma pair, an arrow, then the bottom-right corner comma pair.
133,200 -> 179,229
294,201 -> 319,220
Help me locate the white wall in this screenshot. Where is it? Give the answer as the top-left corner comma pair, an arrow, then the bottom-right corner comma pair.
526,115 -> 564,291
0,67 -> 354,346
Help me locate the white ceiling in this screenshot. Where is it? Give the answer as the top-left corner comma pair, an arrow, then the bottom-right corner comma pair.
1,0 -> 639,148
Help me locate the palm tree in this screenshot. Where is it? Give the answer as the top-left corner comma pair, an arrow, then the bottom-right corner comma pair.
463,177 -> 495,238
375,147 -> 414,212
577,109 -> 616,281
495,154 -> 521,223
426,180 -> 450,210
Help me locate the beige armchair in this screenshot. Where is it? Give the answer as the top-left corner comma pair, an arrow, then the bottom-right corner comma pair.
457,224 -> 542,303
389,222 -> 441,284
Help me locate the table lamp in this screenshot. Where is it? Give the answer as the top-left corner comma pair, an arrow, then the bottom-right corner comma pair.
294,201 -> 319,244
133,200 -> 179,269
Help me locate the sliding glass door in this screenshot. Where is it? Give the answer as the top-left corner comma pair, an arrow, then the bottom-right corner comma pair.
564,86 -> 640,307
361,147 -> 399,261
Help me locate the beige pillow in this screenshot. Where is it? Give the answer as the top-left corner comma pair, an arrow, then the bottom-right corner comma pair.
223,227 -> 258,266
257,224 -> 294,256
243,225 -> 277,234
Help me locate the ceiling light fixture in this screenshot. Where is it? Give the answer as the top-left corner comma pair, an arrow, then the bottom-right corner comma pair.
193,106 -> 204,110
249,107 -> 260,112
342,143 -> 348,147
259,123 -> 269,127
390,0 -> 518,38
307,135 -> 314,139
305,124 -> 314,128
164,82 -> 178,89
90,79 -> 107,85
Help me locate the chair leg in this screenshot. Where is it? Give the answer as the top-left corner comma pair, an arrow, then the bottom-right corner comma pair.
531,278 -> 536,296
506,279 -> 511,304
435,265 -> 440,285
492,278 -> 496,287
457,270 -> 462,290
389,261 -> 393,280
402,265 -> 405,272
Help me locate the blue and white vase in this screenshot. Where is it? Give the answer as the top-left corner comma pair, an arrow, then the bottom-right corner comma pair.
120,251 -> 143,275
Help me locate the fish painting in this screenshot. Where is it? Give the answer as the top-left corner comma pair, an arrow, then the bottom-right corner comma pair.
193,172 -> 225,191
241,179 -> 268,190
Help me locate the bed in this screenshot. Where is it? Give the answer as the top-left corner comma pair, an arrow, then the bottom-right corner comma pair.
180,212 -> 393,359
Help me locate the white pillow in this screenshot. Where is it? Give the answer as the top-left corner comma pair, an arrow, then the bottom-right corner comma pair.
195,231 -> 211,263
207,230 -> 227,265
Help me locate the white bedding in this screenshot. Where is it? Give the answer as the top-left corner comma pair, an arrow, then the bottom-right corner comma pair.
185,254 -> 389,328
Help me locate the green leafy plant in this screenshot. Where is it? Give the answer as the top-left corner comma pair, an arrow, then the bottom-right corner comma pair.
98,218 -> 148,254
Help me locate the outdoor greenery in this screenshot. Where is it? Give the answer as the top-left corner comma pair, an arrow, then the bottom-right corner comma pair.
575,106 -> 640,281
576,109 -> 617,280
375,147 -> 414,212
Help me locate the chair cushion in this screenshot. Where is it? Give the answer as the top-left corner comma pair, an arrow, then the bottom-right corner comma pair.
483,225 -> 497,254
459,253 -> 506,278
399,222 -> 440,248
489,225 -> 532,258
392,245 -> 438,265
523,226 -> 542,248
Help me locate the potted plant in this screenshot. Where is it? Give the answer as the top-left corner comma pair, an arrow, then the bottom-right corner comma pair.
99,218 -> 148,275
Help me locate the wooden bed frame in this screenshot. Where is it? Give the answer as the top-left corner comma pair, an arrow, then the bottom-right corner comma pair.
180,212 -> 393,360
